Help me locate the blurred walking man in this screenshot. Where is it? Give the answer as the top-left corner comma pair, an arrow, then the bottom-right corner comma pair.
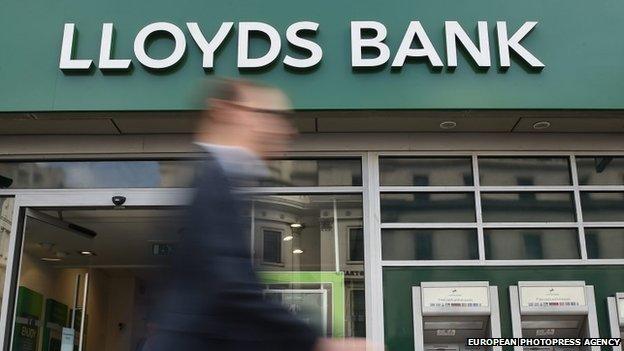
142,80 -> 373,351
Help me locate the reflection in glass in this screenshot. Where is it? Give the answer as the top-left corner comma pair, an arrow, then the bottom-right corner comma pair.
382,229 -> 478,260
576,157 -> 624,185
379,157 -> 473,186
0,161 -> 200,189
481,192 -> 576,222
380,193 -> 475,223
249,194 -> 364,337
0,158 -> 362,189
484,228 -> 580,259
0,197 -> 14,309
585,228 -> 624,259
260,159 -> 362,187
478,157 -> 571,186
581,192 -> 624,222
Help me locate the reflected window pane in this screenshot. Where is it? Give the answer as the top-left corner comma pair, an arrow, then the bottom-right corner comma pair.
382,229 -> 478,260
0,161 -> 200,189
380,193 -> 475,223
250,194 -> 364,337
379,157 -> 473,186
581,192 -> 624,222
478,157 -> 571,186
262,230 -> 283,264
348,228 -> 364,262
585,228 -> 624,259
481,192 -> 576,222
484,229 -> 580,259
576,157 -> 624,185
259,159 -> 362,187
0,158 -> 362,189
0,198 -> 14,309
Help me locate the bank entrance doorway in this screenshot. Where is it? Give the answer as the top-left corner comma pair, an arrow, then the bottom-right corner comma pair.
1,189 -> 190,351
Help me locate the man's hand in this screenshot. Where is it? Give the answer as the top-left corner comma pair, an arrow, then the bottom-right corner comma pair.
314,338 -> 383,351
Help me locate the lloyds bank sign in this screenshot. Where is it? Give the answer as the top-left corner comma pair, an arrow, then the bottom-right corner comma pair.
59,21 -> 544,72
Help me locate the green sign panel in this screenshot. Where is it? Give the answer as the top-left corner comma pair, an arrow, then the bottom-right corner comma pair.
12,287 -> 44,351
1,0 -> 624,111
42,299 -> 69,351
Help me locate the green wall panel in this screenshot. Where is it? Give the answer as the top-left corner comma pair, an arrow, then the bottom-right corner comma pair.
1,0 -> 624,111
383,266 -> 624,351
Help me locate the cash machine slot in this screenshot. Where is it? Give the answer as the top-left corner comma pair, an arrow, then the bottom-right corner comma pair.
412,281 -> 502,351
509,281 -> 600,351
607,292 -> 623,351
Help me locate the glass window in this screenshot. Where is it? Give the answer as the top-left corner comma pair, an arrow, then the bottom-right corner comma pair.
262,230 -> 283,264
0,158 -> 362,189
478,157 -> 571,186
585,228 -> 624,259
484,228 -> 580,259
250,194 -> 364,337
350,290 -> 366,337
380,193 -> 475,223
379,157 -> 473,186
382,229 -> 478,260
576,157 -> 624,185
0,160 -> 200,189
0,197 -> 14,308
259,159 -> 362,187
581,192 -> 624,222
348,228 -> 364,262
481,192 -> 576,222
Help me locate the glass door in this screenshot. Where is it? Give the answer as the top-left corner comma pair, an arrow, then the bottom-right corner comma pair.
1,189 -> 189,351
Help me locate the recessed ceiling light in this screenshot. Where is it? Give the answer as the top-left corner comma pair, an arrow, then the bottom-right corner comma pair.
292,249 -> 304,254
532,121 -> 551,130
290,223 -> 303,228
283,235 -> 294,242
41,257 -> 62,262
439,121 -> 457,129
78,250 -> 96,256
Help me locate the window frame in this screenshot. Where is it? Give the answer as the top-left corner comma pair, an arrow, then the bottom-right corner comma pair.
347,226 -> 365,264
375,152 -> 624,266
260,227 -> 285,266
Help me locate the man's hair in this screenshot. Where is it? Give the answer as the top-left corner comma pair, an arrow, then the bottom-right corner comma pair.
206,78 -> 271,106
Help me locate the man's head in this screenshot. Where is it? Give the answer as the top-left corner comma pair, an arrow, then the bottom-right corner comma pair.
195,79 -> 296,158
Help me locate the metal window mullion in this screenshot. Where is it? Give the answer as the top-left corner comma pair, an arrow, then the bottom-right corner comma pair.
583,222 -> 624,227
363,152 -> 384,345
238,186 -> 363,194
380,259 -> 624,266
473,155 -> 485,262
479,186 -> 574,192
578,186 -> 624,192
482,222 -> 578,228
570,155 -> 588,260
378,186 -> 474,192
380,223 -> 478,229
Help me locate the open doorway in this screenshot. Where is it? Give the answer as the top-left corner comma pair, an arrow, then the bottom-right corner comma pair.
11,207 -> 185,351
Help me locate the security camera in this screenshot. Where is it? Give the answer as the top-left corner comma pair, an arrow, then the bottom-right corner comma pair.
112,196 -> 127,207
0,175 -> 13,189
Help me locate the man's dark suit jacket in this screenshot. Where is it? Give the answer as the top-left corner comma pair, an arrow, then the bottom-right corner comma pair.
143,157 -> 318,351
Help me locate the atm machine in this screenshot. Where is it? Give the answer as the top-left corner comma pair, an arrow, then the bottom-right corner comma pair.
607,292 -> 624,351
412,281 -> 502,351
509,281 -> 600,351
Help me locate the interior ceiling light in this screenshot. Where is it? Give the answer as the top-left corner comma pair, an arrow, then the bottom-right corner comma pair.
439,121 -> 457,129
78,250 -> 96,256
283,235 -> 294,242
292,249 -> 304,254
41,257 -> 62,262
532,121 -> 551,130
290,223 -> 303,228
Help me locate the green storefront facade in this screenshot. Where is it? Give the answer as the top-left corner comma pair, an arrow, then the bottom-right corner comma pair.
1,0 -> 624,350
